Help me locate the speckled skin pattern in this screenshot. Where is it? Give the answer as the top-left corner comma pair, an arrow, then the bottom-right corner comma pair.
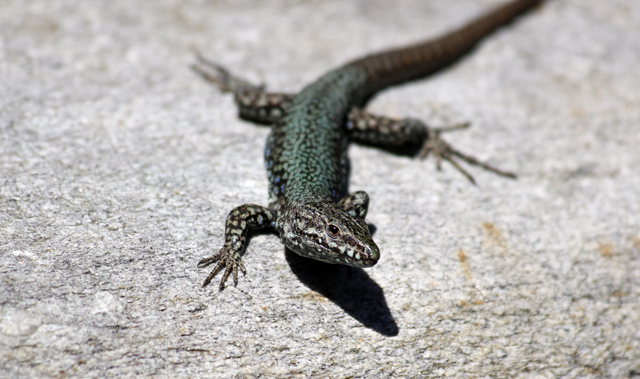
195,0 -> 542,290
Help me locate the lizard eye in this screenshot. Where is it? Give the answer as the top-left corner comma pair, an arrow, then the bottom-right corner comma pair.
327,224 -> 340,236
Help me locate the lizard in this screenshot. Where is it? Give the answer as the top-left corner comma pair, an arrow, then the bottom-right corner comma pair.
193,0 -> 543,291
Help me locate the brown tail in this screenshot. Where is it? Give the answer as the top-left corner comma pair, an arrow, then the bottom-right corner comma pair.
349,0 -> 543,95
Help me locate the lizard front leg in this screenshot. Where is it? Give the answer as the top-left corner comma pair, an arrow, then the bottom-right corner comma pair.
192,54 -> 293,124
346,108 -> 516,184
198,204 -> 276,291
338,191 -> 370,220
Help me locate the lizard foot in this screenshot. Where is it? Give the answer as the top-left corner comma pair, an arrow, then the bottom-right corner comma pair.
198,246 -> 246,291
420,122 -> 517,185
191,51 -> 264,93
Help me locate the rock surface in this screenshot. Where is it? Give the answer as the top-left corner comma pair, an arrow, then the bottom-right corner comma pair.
1,0 -> 639,377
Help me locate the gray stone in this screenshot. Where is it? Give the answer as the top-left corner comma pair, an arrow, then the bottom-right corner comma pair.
1,0 -> 639,377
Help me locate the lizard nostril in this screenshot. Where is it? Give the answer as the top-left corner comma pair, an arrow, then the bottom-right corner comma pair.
366,244 -> 380,263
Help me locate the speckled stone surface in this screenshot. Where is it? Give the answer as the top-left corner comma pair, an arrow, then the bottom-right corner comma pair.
1,0 -> 639,377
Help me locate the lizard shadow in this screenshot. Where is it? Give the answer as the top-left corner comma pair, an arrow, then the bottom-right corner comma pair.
285,247 -> 398,336
278,156 -> 394,335
245,151 -> 393,335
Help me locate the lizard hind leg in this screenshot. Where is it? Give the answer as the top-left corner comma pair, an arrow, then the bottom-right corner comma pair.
192,53 -> 293,124
346,108 -> 516,184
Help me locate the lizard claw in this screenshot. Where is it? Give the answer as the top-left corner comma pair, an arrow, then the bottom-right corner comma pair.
191,52 -> 264,93
198,246 -> 246,291
419,122 -> 517,184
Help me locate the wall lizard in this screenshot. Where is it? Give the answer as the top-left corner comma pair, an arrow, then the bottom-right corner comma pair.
193,0 -> 543,290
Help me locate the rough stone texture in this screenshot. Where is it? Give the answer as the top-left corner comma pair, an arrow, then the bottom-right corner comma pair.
1,0 -> 639,377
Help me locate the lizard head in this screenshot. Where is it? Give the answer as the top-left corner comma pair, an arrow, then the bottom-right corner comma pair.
278,201 -> 380,267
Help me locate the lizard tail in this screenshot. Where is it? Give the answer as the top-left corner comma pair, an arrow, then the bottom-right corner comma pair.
348,0 -> 543,97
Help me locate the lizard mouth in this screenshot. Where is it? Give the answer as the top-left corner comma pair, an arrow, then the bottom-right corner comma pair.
300,236 -> 379,268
